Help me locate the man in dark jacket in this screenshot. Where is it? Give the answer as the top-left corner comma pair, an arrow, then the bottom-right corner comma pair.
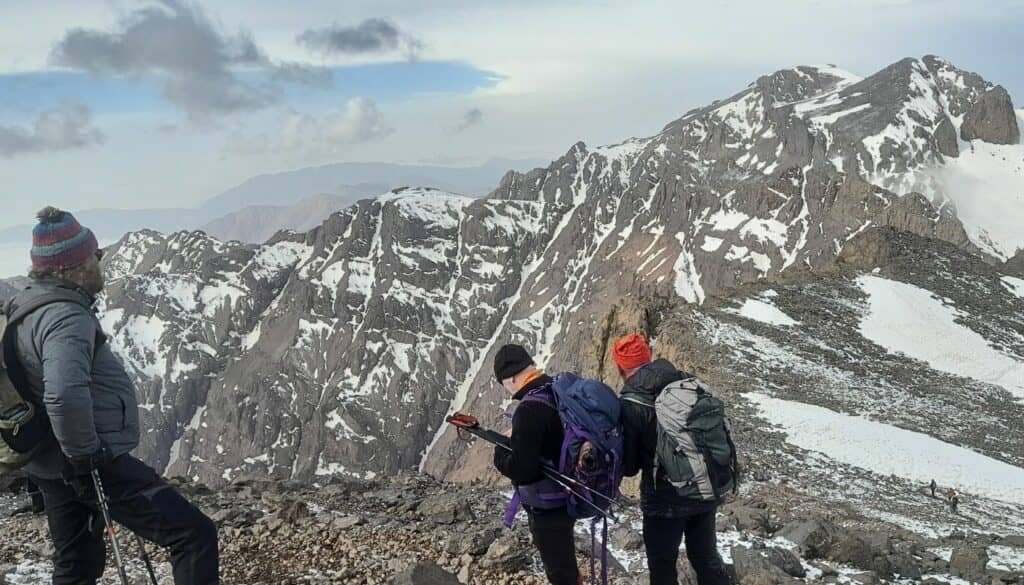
492,344 -> 580,585
612,334 -> 730,585
6,207 -> 218,585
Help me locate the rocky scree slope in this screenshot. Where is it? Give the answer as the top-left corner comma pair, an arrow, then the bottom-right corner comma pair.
3,472 -> 1022,584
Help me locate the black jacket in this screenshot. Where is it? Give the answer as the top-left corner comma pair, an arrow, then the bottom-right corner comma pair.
493,375 -> 564,485
620,359 -> 718,517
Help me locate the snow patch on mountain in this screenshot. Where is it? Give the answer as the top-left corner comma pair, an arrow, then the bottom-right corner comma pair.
989,545 -> 1024,572
856,275 -> 1024,398
672,233 -> 705,304
1002,276 -> 1024,298
748,393 -> 1024,507
251,240 -> 314,280
808,64 -> 863,86
726,292 -> 799,326
925,140 -> 1024,259
385,189 -> 471,229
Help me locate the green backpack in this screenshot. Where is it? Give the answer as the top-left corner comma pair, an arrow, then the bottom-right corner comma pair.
623,376 -> 739,501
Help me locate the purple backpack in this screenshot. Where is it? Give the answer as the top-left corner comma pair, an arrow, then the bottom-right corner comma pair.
505,373 -> 624,521
504,373 -> 624,584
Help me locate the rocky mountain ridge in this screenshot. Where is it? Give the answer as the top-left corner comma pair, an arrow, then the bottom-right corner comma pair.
87,55 -> 1023,493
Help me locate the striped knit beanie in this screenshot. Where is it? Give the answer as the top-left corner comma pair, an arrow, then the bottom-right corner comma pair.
31,206 -> 99,272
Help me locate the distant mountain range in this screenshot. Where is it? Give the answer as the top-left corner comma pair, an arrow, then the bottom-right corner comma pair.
198,190 -> 386,244
0,158 -> 546,252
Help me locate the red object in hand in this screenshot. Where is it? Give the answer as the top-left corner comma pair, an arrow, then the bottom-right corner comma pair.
447,413 -> 479,429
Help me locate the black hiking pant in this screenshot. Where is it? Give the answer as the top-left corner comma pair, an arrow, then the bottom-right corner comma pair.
643,509 -> 730,585
527,506 -> 580,585
31,454 -> 219,585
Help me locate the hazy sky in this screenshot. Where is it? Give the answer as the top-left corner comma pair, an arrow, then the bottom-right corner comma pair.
1,0 -> 1022,229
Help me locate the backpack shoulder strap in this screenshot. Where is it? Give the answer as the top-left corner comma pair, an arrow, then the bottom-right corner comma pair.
3,290 -> 106,370
620,392 -> 654,409
521,385 -> 557,412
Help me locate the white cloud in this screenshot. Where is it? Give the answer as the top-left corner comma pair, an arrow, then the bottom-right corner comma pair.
1,0 -> 1022,227
228,97 -> 394,155
0,100 -> 105,158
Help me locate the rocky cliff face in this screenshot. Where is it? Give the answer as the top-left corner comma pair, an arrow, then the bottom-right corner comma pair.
91,56 -> 1022,498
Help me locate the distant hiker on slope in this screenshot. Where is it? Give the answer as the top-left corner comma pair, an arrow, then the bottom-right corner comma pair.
4,207 -> 219,585
947,489 -> 960,514
613,334 -> 735,585
491,344 -> 582,585
930,479 -> 937,498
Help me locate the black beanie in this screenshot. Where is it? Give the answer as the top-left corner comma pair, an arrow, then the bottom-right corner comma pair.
493,344 -> 534,382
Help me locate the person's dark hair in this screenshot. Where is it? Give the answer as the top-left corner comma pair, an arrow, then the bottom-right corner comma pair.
29,264 -> 76,281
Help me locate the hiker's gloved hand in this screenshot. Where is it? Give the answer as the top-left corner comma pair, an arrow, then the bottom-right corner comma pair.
62,444 -> 113,497
65,443 -> 114,477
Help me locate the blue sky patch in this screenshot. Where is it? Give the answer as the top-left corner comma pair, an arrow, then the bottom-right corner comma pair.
0,61 -> 502,121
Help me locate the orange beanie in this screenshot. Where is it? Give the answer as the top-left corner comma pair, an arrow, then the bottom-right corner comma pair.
611,333 -> 652,371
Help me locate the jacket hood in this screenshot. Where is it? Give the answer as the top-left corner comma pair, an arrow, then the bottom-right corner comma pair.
622,359 -> 686,397
6,278 -> 96,317
17,278 -> 95,305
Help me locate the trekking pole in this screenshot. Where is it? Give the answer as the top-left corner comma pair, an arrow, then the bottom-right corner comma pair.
136,534 -> 159,585
449,413 -> 618,506
447,414 -> 619,519
91,469 -> 129,585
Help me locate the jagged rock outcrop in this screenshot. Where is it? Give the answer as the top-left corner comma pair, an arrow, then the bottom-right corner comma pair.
961,86 -> 1021,145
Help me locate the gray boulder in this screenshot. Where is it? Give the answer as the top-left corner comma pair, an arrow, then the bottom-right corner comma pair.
479,533 -> 531,572
775,518 -> 841,559
1000,535 -> 1024,547
949,545 -> 989,581
732,545 -> 802,584
444,522 -> 503,556
828,529 -> 894,576
417,493 -> 475,525
390,561 -> 459,585
610,523 -> 645,552
720,503 -> 773,536
767,547 -> 806,578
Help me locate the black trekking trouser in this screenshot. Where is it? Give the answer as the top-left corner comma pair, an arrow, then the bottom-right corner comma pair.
527,506 -> 580,585
643,509 -> 730,585
31,454 -> 219,585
